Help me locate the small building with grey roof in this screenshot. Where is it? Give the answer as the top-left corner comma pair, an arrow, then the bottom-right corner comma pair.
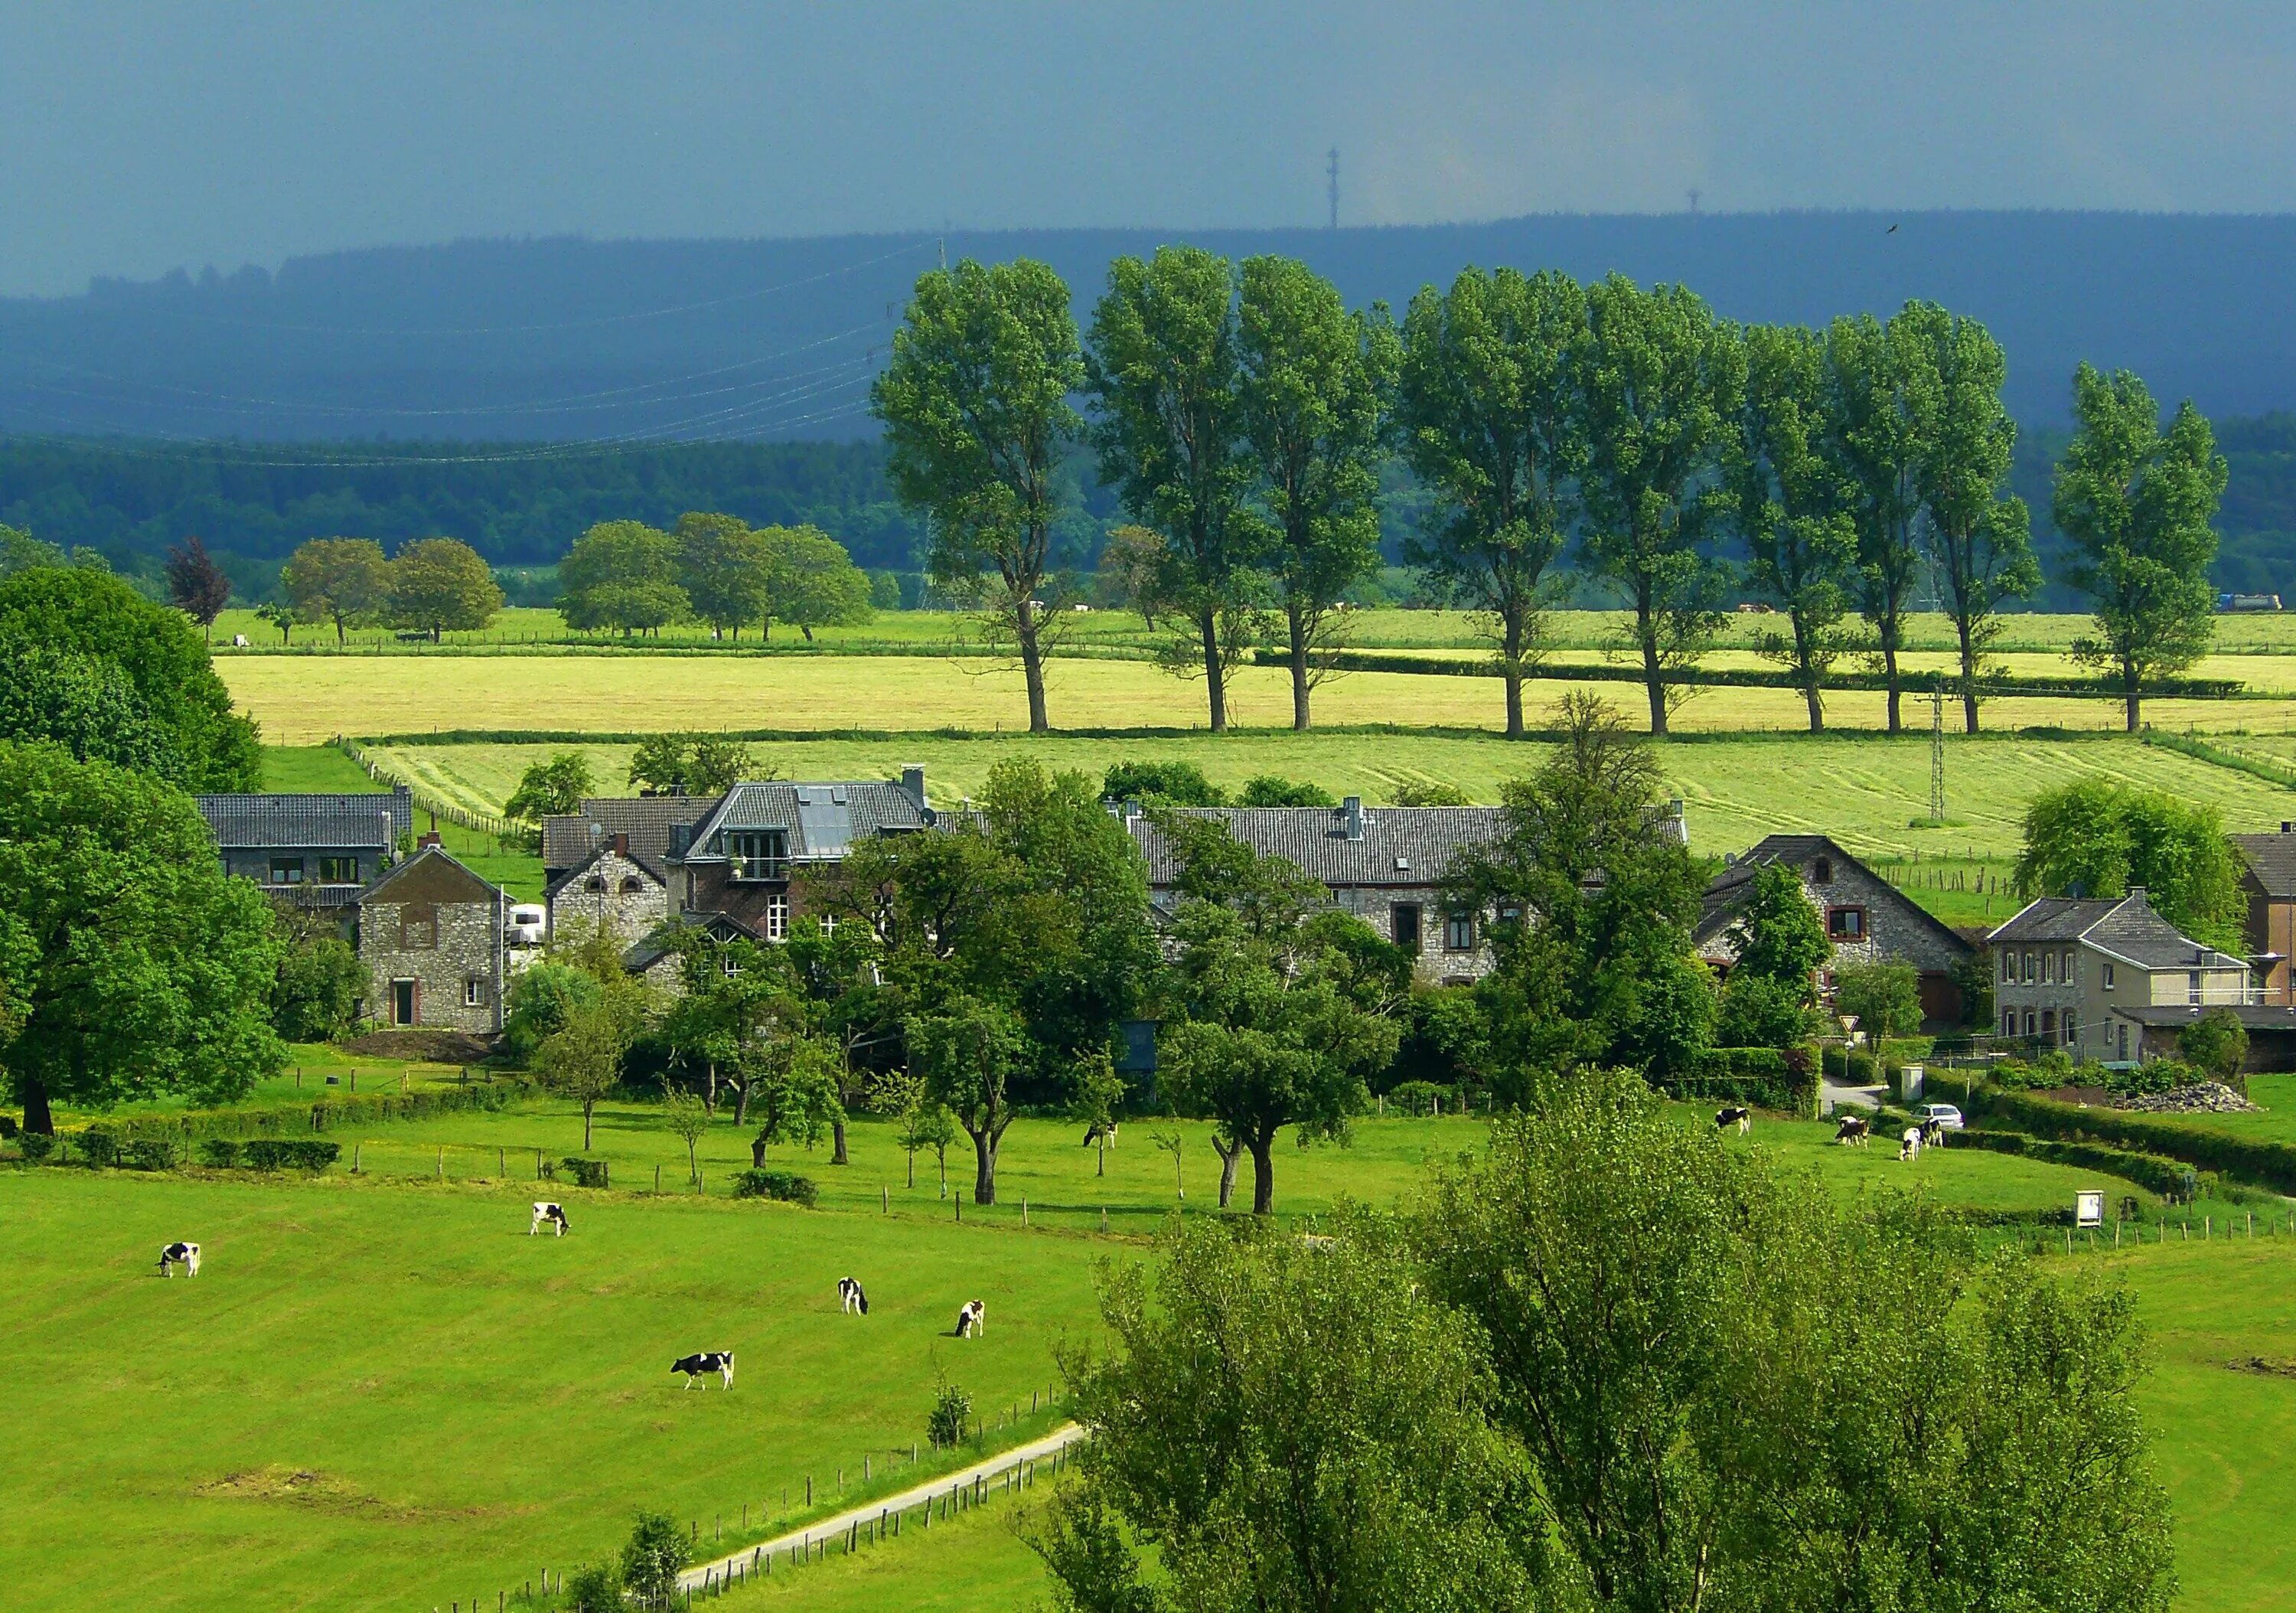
197,785 -> 413,910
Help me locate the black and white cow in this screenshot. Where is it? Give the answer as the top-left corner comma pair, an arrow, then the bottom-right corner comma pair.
1834,1115 -> 1870,1148
1897,1127 -> 1924,1163
158,1241 -> 201,1278
1082,1121 -> 1118,1150
837,1277 -> 869,1316
672,1350 -> 735,1389
1715,1106 -> 1751,1135
530,1202 -> 571,1236
1916,1117 -> 1947,1150
954,1299 -> 986,1339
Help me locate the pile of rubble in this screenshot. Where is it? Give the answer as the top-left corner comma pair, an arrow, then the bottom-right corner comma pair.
2121,1082 -> 2259,1114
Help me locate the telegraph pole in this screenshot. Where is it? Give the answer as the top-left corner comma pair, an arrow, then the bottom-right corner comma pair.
1327,149 -> 1339,230
1929,678 -> 1947,823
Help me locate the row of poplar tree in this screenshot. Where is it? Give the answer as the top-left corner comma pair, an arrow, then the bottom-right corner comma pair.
871,250 -> 2227,737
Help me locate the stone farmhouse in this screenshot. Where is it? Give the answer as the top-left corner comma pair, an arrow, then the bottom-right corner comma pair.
1695,834 -> 1975,1032
1985,890 -> 2286,1066
354,837 -> 510,1033
195,785 -> 413,914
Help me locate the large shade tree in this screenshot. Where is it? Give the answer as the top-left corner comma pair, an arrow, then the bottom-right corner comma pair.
558,520 -> 689,635
872,257 -> 1084,733
0,743 -> 286,1133
281,537 -> 393,645
673,511 -> 775,639
1823,310 -> 1929,733
388,537 -> 504,641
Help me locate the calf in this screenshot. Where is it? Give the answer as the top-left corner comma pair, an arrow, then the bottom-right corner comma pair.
671,1350 -> 735,1389
954,1299 -> 986,1339
1834,1115 -> 1870,1148
158,1241 -> 201,1278
530,1202 -> 571,1236
1897,1128 -> 1924,1163
837,1277 -> 869,1316
1715,1106 -> 1751,1136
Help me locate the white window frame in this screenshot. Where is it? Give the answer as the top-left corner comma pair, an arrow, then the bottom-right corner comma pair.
464,978 -> 484,1007
764,894 -> 789,942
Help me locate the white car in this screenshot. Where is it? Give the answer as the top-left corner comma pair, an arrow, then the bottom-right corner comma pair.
1912,1102 -> 1965,1131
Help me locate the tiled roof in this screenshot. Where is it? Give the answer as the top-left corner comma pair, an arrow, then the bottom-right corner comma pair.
2233,831 -> 2296,899
1125,805 -> 1505,889
540,795 -> 722,879
197,787 -> 411,849
1694,833 -> 1974,961
1990,893 -> 2240,970
360,844 -> 504,905
683,780 -> 931,863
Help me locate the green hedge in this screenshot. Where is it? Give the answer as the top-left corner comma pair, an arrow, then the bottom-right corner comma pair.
559,1157 -> 610,1189
1662,1047 -> 1818,1116
1958,1128 -> 2199,1201
1969,1086 -> 2296,1193
81,1081 -> 514,1146
732,1169 -> 818,1207
242,1139 -> 341,1172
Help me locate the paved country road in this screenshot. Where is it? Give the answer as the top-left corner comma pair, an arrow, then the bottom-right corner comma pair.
677,1422 -> 1086,1594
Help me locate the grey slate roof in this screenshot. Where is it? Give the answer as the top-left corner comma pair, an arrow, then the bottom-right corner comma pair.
2114,1003 -> 2296,1030
1990,892 -> 2242,970
621,911 -> 757,974
683,780 -> 932,864
540,795 -> 722,880
2232,831 -> 2296,899
1126,805 -> 1505,889
197,786 -> 412,849
1693,833 -> 1974,960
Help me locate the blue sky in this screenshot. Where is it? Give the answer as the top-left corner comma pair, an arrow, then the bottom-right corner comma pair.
4,2 -> 2292,295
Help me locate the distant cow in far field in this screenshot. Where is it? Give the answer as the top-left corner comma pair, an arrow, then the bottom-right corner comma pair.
672,1350 -> 735,1389
158,1242 -> 201,1278
1834,1116 -> 1870,1148
1715,1106 -> 1751,1135
954,1300 -> 986,1338
530,1202 -> 570,1236
838,1277 -> 869,1315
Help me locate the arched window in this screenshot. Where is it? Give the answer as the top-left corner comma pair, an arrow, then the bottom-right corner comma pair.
620,876 -> 644,894
1812,857 -> 1833,884
584,876 -> 604,892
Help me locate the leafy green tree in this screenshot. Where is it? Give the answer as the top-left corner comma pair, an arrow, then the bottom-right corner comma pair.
254,600 -> 298,644
388,537 -> 504,641
1068,1049 -> 1127,1177
1102,759 -> 1225,805
673,511 -> 774,639
0,639 -> 181,778
503,752 -> 595,824
537,999 -> 633,1152
1234,255 -> 1394,731
0,566 -> 259,789
0,744 -> 286,1133
1086,246 -> 1264,733
1726,858 -> 1829,991
661,1087 -> 712,1185
559,519 -> 688,635
165,536 -> 232,628
1395,266 -> 1587,739
1733,322 -> 1855,733
627,733 -> 691,794
1389,779 -> 1470,807
1715,971 -> 1818,1050
1041,1215 -> 1542,1613
1833,958 -> 1923,1039
618,1511 -> 690,1606
504,961 -> 602,1063
0,524 -> 64,575
906,992 -> 1029,1204
2054,362 -> 2229,732
2178,1008 -> 2248,1082
1824,309 -> 1929,733
745,1027 -> 845,1164
1234,775 -> 1336,808
872,257 -> 1084,732
2015,779 -> 2245,949
1575,276 -> 1743,736
562,1563 -> 620,1613
1441,693 -> 1707,1087
1097,523 -> 1172,629
281,537 -> 391,645
272,925 -> 369,1043
1900,303 -> 2040,732
765,524 -> 872,640
685,734 -> 753,795
869,1066 -> 951,1190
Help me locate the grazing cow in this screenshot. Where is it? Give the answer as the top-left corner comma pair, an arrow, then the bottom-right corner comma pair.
1917,1118 -> 1946,1150
1897,1128 -> 1924,1162
158,1241 -> 201,1278
671,1350 -> 735,1389
1715,1106 -> 1751,1135
530,1202 -> 570,1236
837,1277 -> 869,1316
1082,1121 -> 1118,1150
1834,1115 -> 1870,1148
954,1299 -> 986,1339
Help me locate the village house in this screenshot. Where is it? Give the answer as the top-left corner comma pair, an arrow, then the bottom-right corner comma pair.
1695,834 -> 1976,1032
1985,890 -> 2285,1066
195,785 -> 413,912
355,837 -> 510,1032
2231,825 -> 2296,1005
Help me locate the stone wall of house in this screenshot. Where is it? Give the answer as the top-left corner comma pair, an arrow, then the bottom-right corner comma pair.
360,898 -> 502,1032
1801,857 -> 1964,975
548,849 -> 669,946
1311,884 -> 1498,984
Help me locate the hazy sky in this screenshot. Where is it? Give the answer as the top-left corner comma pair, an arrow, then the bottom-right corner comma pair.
5,2 -> 2292,297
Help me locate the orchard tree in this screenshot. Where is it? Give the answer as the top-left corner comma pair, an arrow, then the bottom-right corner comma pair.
0,743 -> 286,1133
2054,362 -> 2228,732
1087,246 -> 1265,733
906,992 -> 1028,1204
1574,275 -> 1743,736
559,520 -> 688,636
504,752 -> 595,824
1824,310 -> 1929,733
1394,266 -> 1587,738
872,256 -> 1084,732
673,512 -> 774,639
1235,254 -> 1394,731
389,537 -> 504,641
1900,303 -> 2040,732
165,535 -> 232,629
282,537 -> 391,645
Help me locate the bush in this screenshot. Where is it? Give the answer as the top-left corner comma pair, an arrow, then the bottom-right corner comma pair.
1384,1079 -> 1450,1116
1390,779 -> 1471,807
17,1131 -> 55,1162
732,1168 -> 817,1206
198,1138 -> 243,1168
1968,1086 -> 2296,1194
1820,1045 -> 1880,1084
1835,959 -> 1924,1039
2178,1010 -> 2249,1082
563,1564 -> 621,1613
928,1381 -> 973,1449
242,1139 -> 340,1172
1102,759 -> 1224,806
77,1127 -> 120,1168
1236,775 -> 1336,808
1717,972 -> 1818,1050
123,1136 -> 182,1171
559,1156 -> 610,1190
1665,1046 -> 1819,1115
619,1510 -> 690,1607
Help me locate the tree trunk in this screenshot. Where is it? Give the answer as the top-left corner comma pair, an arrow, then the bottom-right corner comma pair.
1638,589 -> 1668,737
1883,636 -> 1903,733
2126,687 -> 2141,734
333,613 -> 347,647
18,1076 -> 53,1135
582,1098 -> 596,1151
752,1131 -> 768,1167
1287,602 -> 1312,732
1097,1135 -> 1107,1177
1212,1134 -> 1242,1209
1199,606 -> 1228,733
832,1116 -> 849,1166
1248,1132 -> 1277,1216
1014,594 -> 1050,733
732,1077 -> 751,1128
970,1125 -> 1000,1206
906,1146 -> 915,1189
1804,680 -> 1825,733
1501,607 -> 1525,739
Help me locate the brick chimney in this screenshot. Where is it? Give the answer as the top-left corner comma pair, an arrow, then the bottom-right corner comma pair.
418,831 -> 442,849
611,832 -> 629,856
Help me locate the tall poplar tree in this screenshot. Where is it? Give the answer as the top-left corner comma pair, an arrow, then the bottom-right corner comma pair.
1234,256 -> 1395,732
2054,363 -> 2228,733
1574,276 -> 1743,737
1824,311 -> 1927,733
871,258 -> 1083,733
1900,303 -> 2039,733
1394,267 -> 1587,739
1086,247 -> 1262,733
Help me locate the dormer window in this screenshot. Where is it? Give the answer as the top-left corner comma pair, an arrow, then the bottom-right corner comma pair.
727,830 -> 790,882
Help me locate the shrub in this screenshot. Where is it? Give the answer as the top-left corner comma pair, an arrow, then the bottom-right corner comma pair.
198,1138 -> 243,1168
1835,960 -> 1924,1039
559,1156 -> 610,1189
1665,1046 -> 1818,1115
242,1139 -> 340,1172
17,1131 -> 55,1162
618,1510 -> 690,1607
1820,1045 -> 1879,1084
2178,1010 -> 2249,1082
563,1564 -> 621,1613
1102,759 -> 1224,806
1717,972 -> 1818,1050
123,1136 -> 182,1171
1384,1080 -> 1449,1116
77,1127 -> 120,1168
731,1168 -> 817,1206
1390,779 -> 1471,807
1236,775 -> 1336,808
1958,1128 -> 2198,1201
928,1381 -> 973,1450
